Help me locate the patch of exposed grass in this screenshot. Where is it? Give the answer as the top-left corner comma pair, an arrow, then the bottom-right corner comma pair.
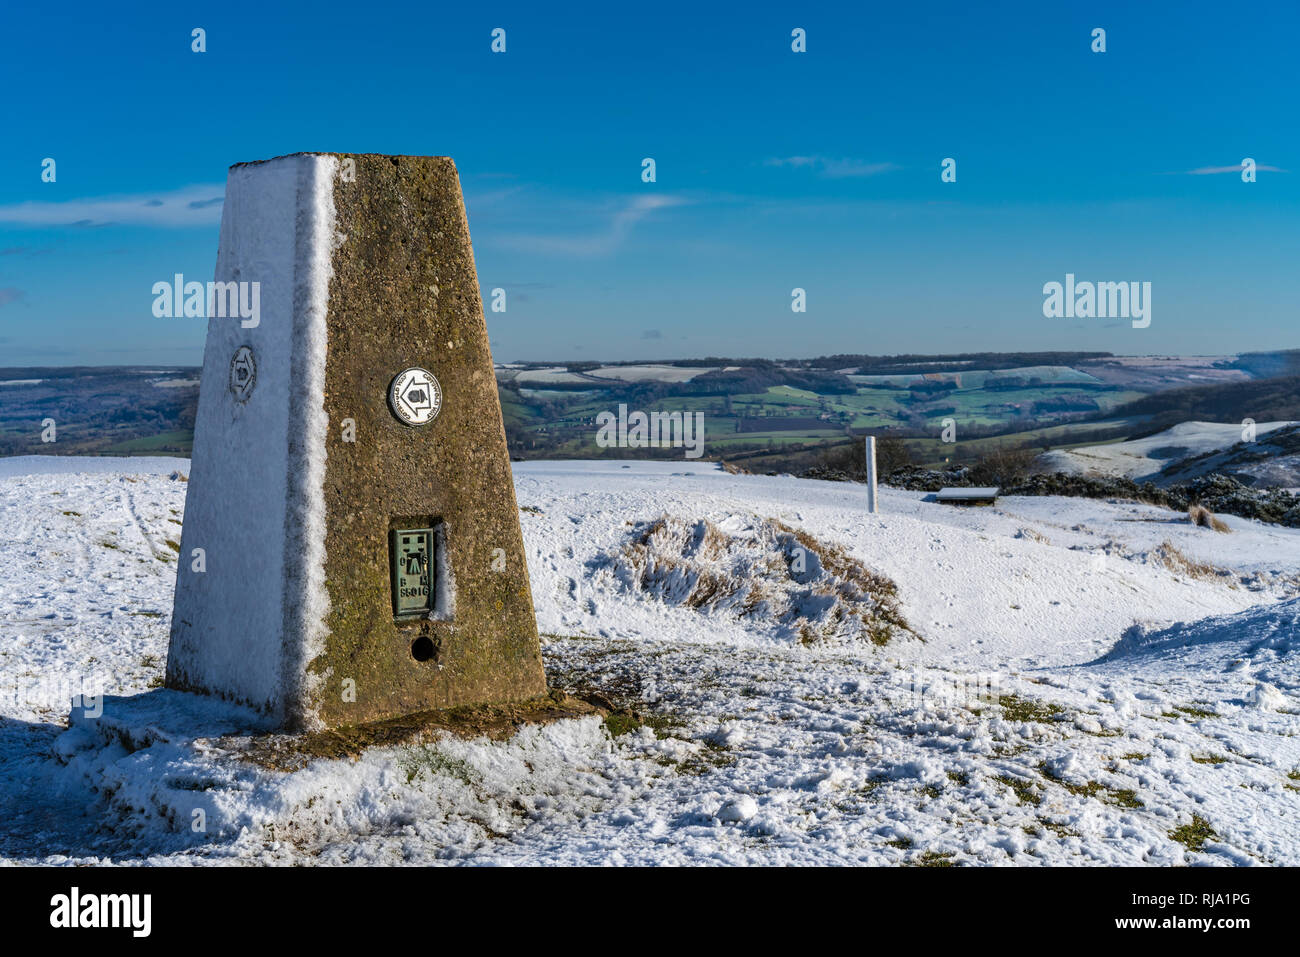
603,711 -> 681,740
908,850 -> 956,867
884,836 -> 914,849
602,712 -> 642,737
1169,814 -> 1218,852
540,631 -> 598,642
991,743 -> 1033,757
997,693 -> 1065,723
1191,753 -> 1230,765
1038,763 -> 1144,808
859,778 -> 886,796
1040,769 -> 1102,799
1108,788 -> 1143,809
996,774 -> 1043,806
677,742 -> 736,777
397,745 -> 477,787
1167,703 -> 1220,719
1036,817 -> 1081,839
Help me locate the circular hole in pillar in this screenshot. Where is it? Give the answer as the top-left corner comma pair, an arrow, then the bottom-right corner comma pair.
411,636 -> 435,662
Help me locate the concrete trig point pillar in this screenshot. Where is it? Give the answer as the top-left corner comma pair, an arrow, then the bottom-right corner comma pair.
166,153 -> 547,731
865,435 -> 878,514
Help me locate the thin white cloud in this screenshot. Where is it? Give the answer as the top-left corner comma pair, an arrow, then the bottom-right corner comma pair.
493,194 -> 688,257
0,184 -> 225,227
1184,163 -> 1287,175
765,156 -> 821,169
765,156 -> 900,178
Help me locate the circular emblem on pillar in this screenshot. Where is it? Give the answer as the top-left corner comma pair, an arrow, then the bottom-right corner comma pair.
229,346 -> 257,402
388,367 -> 442,426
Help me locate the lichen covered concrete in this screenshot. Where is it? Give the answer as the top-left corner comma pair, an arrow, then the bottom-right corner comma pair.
308,153 -> 547,726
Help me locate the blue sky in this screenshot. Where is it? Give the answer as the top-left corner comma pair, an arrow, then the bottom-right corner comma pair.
1,1 -> 1296,366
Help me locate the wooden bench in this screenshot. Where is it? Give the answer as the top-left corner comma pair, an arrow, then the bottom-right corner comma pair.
934,486 -> 1000,506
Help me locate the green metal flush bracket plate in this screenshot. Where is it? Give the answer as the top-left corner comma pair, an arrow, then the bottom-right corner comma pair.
390,527 -> 435,618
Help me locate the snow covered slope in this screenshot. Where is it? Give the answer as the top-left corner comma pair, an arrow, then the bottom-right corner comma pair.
1039,420 -> 1297,483
1,458 -> 1297,865
1157,422 -> 1300,490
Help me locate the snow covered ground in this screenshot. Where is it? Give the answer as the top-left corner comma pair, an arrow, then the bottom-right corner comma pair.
1,456 -> 1297,865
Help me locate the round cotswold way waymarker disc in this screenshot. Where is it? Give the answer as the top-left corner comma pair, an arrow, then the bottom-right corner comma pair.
229,346 -> 257,402
388,367 -> 442,426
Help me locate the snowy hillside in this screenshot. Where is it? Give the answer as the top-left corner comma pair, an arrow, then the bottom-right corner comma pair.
1158,422 -> 1300,490
1039,420 -> 1298,484
1,457 -> 1298,865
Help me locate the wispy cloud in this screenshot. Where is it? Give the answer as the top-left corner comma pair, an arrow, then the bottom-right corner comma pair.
490,281 -> 555,291
765,156 -> 900,178
486,280 -> 555,303
493,194 -> 688,257
0,185 -> 225,228
1183,163 -> 1287,175
0,288 -> 26,308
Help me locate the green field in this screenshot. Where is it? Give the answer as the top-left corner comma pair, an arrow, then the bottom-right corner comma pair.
104,430 -> 194,455
498,365 -> 1152,469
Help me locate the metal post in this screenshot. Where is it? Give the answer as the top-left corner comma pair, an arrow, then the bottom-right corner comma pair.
865,435 -> 878,514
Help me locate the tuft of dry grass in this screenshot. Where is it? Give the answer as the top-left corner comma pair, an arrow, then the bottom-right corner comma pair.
1152,540 -> 1230,582
773,520 -> 917,646
1188,504 -> 1230,533
614,515 -> 918,647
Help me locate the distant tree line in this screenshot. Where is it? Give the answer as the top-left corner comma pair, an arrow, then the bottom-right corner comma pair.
802,352 -> 1113,374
